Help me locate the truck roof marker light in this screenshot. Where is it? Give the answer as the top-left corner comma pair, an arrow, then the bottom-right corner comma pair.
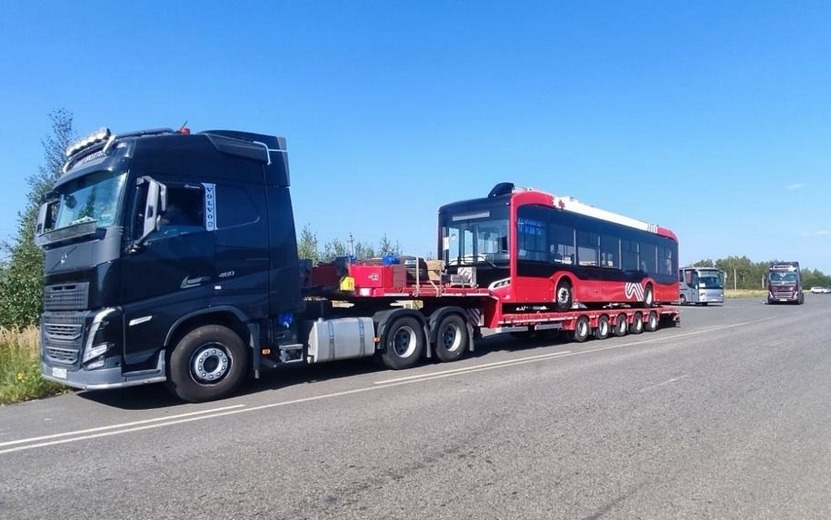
65,127 -> 111,157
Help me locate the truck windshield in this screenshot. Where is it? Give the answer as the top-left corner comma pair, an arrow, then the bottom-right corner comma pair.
698,270 -> 724,289
441,207 -> 510,266
769,271 -> 798,284
51,170 -> 127,231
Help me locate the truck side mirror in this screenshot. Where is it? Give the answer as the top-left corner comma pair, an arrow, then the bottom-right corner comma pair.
130,177 -> 167,252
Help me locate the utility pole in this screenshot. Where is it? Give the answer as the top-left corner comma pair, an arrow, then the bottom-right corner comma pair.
348,233 -> 355,257
734,268 -> 737,291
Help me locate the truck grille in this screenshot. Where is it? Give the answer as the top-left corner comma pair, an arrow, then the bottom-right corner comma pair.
41,312 -> 86,365
43,283 -> 89,311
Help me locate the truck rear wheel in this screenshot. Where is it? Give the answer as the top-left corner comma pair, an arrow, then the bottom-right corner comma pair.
645,311 -> 659,332
595,315 -> 611,340
614,314 -> 628,337
434,314 -> 468,362
165,324 -> 248,402
630,313 -> 644,334
573,316 -> 590,343
381,316 -> 426,370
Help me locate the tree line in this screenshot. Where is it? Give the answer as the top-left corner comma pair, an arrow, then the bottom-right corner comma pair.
296,226 -> 405,265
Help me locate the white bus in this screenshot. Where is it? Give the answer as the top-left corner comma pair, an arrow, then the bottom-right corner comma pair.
678,267 -> 725,305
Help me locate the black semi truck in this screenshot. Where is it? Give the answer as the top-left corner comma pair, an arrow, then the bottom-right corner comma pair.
36,126 -> 678,402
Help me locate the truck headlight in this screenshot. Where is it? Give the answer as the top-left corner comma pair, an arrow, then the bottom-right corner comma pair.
83,308 -> 118,365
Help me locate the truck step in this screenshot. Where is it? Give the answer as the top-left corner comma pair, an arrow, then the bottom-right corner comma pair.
279,343 -> 304,363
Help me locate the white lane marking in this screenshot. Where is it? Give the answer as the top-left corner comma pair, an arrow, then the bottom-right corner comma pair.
0,316 -> 777,456
0,404 -> 245,448
374,350 -> 574,384
639,374 -> 689,392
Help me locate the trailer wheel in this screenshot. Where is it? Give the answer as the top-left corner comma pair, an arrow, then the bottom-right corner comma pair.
573,316 -> 590,343
644,284 -> 654,307
645,311 -> 659,332
595,315 -> 611,340
613,314 -> 628,337
679,294 -> 687,305
555,278 -> 573,311
630,312 -> 644,334
381,316 -> 426,370
434,314 -> 468,362
165,324 -> 248,403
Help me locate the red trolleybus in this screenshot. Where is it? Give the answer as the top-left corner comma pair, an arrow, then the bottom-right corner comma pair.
438,183 -> 679,311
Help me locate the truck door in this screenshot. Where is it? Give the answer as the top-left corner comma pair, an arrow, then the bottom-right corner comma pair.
119,178 -> 216,365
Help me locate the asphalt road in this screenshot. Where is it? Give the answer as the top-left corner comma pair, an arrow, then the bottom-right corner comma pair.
2,296 -> 831,519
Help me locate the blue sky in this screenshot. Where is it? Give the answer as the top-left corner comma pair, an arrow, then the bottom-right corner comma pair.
2,1 -> 830,273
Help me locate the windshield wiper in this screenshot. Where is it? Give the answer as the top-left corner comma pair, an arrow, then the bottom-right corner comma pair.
69,216 -> 97,225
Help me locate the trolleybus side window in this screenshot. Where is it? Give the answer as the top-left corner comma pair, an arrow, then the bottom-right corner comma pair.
550,223 -> 575,264
577,231 -> 600,267
600,234 -> 619,268
517,217 -> 547,261
640,241 -> 657,274
657,246 -> 673,275
622,239 -> 639,270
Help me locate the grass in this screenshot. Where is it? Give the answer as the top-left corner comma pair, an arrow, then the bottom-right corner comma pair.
724,289 -> 767,299
0,327 -> 67,405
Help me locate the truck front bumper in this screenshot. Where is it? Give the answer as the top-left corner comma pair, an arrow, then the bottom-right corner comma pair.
41,354 -> 166,390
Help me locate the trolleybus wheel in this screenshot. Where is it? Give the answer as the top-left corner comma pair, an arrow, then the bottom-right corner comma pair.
555,278 -> 573,311
644,284 -> 654,307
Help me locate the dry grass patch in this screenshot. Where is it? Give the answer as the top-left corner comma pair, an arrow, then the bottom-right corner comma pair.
724,289 -> 767,299
0,327 -> 67,404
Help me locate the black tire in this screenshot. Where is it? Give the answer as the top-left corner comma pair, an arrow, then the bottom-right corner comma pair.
555,278 -> 573,311
630,312 -> 644,335
595,315 -> 611,340
573,316 -> 590,343
797,293 -> 805,305
165,324 -> 248,403
381,316 -> 426,370
679,294 -> 687,305
644,284 -> 654,307
434,314 -> 468,362
645,311 -> 659,332
613,314 -> 628,337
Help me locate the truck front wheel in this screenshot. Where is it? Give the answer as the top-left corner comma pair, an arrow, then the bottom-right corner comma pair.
381,316 -> 426,370
166,325 -> 248,402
